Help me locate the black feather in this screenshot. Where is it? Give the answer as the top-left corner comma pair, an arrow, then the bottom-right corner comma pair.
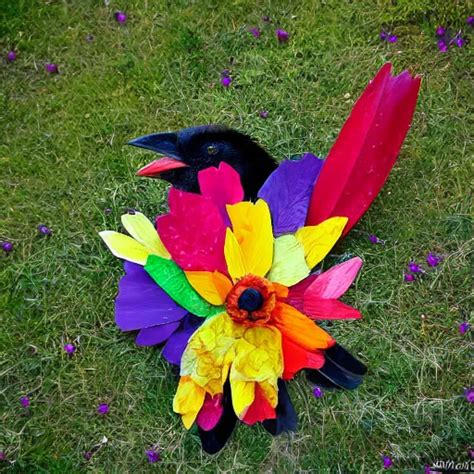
262,379 -> 297,436
306,344 -> 366,390
198,381 -> 237,454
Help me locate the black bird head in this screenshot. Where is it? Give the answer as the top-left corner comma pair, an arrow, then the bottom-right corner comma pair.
128,125 -> 277,199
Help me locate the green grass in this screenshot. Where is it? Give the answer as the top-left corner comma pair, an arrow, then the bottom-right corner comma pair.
1,0 -> 472,472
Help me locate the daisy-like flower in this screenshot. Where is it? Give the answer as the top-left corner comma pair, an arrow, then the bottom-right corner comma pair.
100,155 -> 363,443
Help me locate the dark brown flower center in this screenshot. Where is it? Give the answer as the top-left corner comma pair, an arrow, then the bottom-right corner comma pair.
226,274 -> 276,326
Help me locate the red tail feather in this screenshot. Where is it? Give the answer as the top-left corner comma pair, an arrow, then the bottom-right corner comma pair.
306,63 -> 421,235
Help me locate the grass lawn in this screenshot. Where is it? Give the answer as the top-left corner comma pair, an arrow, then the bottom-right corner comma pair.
1,0 -> 472,472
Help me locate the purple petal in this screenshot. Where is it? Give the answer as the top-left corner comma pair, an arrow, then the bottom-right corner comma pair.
115,262 -> 188,331
135,321 -> 181,346
258,153 -> 324,235
162,314 -> 202,365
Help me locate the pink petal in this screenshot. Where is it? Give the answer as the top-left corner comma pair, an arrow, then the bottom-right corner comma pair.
198,162 -> 244,225
303,297 -> 361,320
157,188 -> 228,273
306,257 -> 363,299
196,393 -> 224,431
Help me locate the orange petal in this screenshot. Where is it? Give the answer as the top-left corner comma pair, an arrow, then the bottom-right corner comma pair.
273,282 -> 289,300
272,302 -> 335,351
185,271 -> 233,305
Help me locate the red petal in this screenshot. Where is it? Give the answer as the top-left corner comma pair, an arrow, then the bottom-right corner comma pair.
303,297 -> 361,320
198,162 -> 244,224
196,393 -> 224,431
157,188 -> 228,273
242,384 -> 276,425
305,257 -> 363,299
282,336 -> 325,380
306,63 -> 421,236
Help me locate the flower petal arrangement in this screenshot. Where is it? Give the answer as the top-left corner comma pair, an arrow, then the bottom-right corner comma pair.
100,157 -> 364,453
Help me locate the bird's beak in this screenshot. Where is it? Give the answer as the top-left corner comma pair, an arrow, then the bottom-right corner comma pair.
128,132 -> 189,177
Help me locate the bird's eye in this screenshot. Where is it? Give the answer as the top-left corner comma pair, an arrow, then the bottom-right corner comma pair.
207,145 -> 219,156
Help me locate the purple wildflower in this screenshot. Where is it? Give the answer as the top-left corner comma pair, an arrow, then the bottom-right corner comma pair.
404,273 -> 415,282
145,450 -> 160,463
464,387 -> 474,403
380,31 -> 388,41
97,403 -> 110,415
459,322 -> 470,334
63,343 -> 76,354
83,451 -> 93,461
259,110 -> 269,119
437,40 -> 448,52
312,386 -> 324,398
408,262 -> 423,274
114,11 -> 127,24
467,16 -> 474,26
276,29 -> 289,43
221,76 -> 232,87
424,465 -> 431,474
468,447 -> 474,458
368,234 -> 385,244
2,241 -> 13,253
20,396 -> 30,408
454,35 -> 465,48
45,63 -> 59,74
426,252 -> 442,267
435,26 -> 446,37
7,51 -> 16,62
382,455 -> 393,469
387,34 -> 398,43
249,27 -> 261,39
0,452 -> 6,461
37,224 -> 52,236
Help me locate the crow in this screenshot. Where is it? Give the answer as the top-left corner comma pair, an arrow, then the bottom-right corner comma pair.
130,124 -> 277,200
127,63 -> 421,452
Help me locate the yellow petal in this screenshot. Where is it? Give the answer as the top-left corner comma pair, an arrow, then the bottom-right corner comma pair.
226,199 -> 273,277
224,228 -> 246,282
230,325 -> 282,418
173,376 -> 206,429
121,212 -> 170,258
267,234 -> 310,286
258,380 -> 279,408
295,217 -> 348,268
185,271 -> 233,306
99,231 -> 150,265
230,380 -> 255,417
180,314 -> 236,395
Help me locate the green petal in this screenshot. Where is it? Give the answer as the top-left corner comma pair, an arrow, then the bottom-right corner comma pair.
145,255 -> 224,318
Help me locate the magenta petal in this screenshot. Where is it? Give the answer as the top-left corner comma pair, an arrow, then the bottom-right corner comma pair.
198,162 -> 244,225
258,153 -> 324,235
162,314 -> 202,366
157,188 -> 228,273
196,394 -> 224,431
287,273 -> 319,311
135,321 -> 181,346
305,257 -> 363,299
115,262 -> 188,331
303,297 -> 361,320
